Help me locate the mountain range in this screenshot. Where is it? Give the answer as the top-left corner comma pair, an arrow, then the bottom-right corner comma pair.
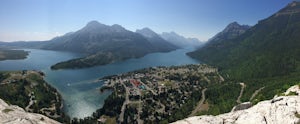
49,21 -> 181,69
136,28 -> 179,52
0,21 -> 204,69
188,1 -> 300,79
160,32 -> 203,48
43,21 -> 178,54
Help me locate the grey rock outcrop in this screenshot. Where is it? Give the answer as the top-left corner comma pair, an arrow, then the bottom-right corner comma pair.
0,98 -> 59,124
173,85 -> 300,124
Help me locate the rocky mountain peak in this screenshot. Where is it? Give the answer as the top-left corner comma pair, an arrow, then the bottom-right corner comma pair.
167,31 -> 179,36
289,1 -> 300,7
207,22 -> 251,43
275,1 -> 300,16
223,22 -> 251,33
111,24 -> 124,29
85,20 -> 105,27
79,21 -> 128,34
289,1 -> 298,7
227,21 -> 239,27
136,27 -> 158,38
111,24 -> 126,32
81,20 -> 108,32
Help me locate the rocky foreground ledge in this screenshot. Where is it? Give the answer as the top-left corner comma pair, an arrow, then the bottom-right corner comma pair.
173,85 -> 300,124
0,98 -> 59,124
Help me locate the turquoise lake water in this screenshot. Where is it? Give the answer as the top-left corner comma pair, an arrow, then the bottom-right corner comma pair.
0,48 -> 199,118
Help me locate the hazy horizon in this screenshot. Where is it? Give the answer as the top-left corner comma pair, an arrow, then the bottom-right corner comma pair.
0,0 -> 293,42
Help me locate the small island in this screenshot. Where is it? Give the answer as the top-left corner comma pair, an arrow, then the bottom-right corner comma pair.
50,52 -> 119,70
0,49 -> 29,61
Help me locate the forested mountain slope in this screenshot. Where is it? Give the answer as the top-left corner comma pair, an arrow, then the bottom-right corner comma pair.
188,1 -> 300,79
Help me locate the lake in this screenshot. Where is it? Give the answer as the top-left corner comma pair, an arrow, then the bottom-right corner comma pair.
0,48 -> 199,118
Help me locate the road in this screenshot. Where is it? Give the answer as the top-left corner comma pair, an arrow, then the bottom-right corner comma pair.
139,79 -> 157,95
118,83 -> 129,123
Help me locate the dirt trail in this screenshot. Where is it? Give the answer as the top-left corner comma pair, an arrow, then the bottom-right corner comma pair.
189,88 -> 207,116
237,83 -> 245,104
25,94 -> 35,112
250,87 -> 265,101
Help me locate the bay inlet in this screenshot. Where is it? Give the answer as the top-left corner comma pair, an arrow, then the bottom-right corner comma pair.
0,47 -> 199,118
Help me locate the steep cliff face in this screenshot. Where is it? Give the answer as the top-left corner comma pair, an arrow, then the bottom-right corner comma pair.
173,85 -> 300,124
0,98 -> 59,124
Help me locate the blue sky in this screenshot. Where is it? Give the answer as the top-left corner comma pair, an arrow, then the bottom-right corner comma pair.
0,0 -> 294,42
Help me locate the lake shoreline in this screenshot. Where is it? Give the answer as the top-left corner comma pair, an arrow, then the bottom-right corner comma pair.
0,47 -> 199,119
